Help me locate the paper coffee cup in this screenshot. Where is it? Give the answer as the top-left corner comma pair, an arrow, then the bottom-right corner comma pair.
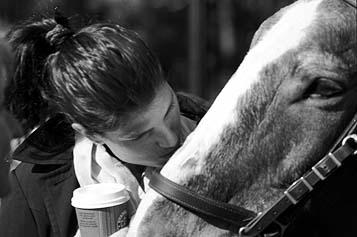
71,183 -> 130,237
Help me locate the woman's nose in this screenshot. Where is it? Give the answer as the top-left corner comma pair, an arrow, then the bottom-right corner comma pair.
156,124 -> 179,148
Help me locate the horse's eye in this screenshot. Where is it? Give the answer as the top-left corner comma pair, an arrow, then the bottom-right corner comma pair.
307,78 -> 344,99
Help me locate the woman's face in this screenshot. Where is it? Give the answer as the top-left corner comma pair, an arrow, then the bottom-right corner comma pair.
0,77 -> 22,197
100,83 -> 183,168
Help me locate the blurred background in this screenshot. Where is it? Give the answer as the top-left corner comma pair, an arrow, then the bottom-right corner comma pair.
0,0 -> 296,102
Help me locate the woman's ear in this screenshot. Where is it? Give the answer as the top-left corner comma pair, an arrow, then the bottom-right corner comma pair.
71,123 -> 104,144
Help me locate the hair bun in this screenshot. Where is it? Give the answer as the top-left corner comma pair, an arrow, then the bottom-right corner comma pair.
45,10 -> 73,48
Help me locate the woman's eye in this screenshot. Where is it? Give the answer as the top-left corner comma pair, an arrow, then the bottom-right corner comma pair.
306,78 -> 344,99
127,130 -> 152,142
132,133 -> 145,141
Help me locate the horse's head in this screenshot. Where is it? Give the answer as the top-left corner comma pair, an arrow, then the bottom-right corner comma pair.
129,0 -> 357,236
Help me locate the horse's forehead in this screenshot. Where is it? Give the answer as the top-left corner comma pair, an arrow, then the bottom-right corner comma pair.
250,0 -> 322,64
253,0 -> 355,55
226,0 -> 323,98
311,0 -> 357,53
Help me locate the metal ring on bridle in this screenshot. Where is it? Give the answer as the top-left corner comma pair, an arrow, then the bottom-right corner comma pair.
342,134 -> 357,155
239,227 -> 249,237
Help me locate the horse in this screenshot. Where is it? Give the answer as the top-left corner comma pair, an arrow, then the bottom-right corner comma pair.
127,0 -> 357,236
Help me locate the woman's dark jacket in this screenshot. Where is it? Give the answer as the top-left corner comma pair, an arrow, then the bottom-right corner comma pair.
0,93 -> 209,237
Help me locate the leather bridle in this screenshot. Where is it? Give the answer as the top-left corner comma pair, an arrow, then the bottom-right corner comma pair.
149,2 -> 357,235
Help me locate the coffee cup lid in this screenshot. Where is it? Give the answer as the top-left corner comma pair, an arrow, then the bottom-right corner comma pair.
71,183 -> 130,209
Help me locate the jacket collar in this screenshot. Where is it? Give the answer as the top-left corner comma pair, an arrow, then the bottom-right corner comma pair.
12,115 -> 75,165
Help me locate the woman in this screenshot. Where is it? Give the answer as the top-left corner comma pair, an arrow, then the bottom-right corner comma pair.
0,13 -> 209,237
0,38 -> 22,198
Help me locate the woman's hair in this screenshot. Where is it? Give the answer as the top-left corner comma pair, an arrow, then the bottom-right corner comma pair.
6,14 -> 164,135
0,38 -> 13,89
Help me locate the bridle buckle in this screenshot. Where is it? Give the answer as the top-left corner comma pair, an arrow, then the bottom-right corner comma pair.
239,219 -> 288,237
342,134 -> 357,155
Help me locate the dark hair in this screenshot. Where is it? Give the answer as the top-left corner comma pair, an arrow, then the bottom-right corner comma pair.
0,38 -> 13,87
6,15 -> 164,135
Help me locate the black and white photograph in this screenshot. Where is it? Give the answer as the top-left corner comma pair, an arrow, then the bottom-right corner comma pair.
0,0 -> 356,236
